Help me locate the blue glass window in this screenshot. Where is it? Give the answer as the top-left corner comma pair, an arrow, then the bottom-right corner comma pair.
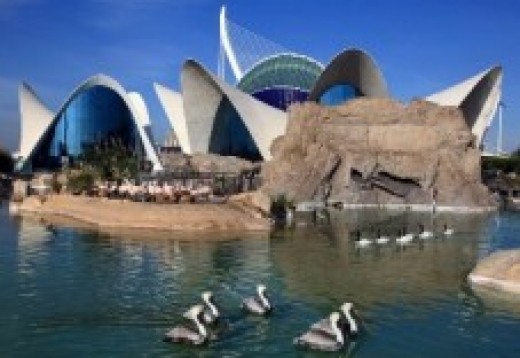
209,98 -> 262,161
31,86 -> 139,170
319,84 -> 361,106
251,87 -> 309,111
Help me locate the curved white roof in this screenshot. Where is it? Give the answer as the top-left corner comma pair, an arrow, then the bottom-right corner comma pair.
18,83 -> 54,163
154,82 -> 192,154
127,92 -> 151,128
163,59 -> 286,160
308,48 -> 389,101
426,66 -> 503,146
18,74 -> 163,172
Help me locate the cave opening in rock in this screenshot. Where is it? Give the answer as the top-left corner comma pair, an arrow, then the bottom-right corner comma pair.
373,171 -> 421,197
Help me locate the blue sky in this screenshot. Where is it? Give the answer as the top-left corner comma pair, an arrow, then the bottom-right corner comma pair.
1,0 -> 519,153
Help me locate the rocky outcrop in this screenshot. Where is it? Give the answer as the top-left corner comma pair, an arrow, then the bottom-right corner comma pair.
468,250 -> 520,296
261,98 -> 494,208
228,191 -> 271,220
160,152 -> 258,175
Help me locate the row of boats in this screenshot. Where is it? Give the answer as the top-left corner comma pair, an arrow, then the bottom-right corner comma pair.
353,224 -> 455,247
164,284 -> 360,352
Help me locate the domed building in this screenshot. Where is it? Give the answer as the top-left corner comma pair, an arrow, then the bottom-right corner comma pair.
236,54 -> 324,111
16,75 -> 163,173
154,6 -> 502,162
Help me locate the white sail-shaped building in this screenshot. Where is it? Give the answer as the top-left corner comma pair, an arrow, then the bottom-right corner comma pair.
17,74 -> 163,173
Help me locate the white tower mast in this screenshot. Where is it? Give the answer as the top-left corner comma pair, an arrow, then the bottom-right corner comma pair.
219,5 -> 243,81
497,101 -> 504,155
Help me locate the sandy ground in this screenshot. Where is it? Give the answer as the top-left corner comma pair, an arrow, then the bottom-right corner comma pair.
14,194 -> 270,235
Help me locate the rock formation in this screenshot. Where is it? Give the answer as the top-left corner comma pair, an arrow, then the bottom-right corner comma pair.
261,98 -> 494,208
160,152 -> 258,175
469,250 -> 520,296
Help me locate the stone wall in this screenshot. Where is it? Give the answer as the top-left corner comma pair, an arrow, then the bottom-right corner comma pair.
261,98 -> 494,208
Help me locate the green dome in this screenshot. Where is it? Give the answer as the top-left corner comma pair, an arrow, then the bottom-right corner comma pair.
237,53 -> 324,94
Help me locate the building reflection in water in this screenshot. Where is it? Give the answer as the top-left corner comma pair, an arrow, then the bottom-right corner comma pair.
7,208 -> 505,319
73,230 -> 272,312
15,216 -> 57,277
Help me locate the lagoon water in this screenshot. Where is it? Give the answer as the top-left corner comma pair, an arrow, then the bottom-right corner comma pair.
1,203 -> 520,357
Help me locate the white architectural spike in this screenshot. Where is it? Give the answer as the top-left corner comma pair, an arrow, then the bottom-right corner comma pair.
127,92 -> 151,128
497,101 -> 504,154
220,5 -> 291,82
220,6 -> 243,81
425,66 -> 503,147
18,83 -> 54,166
154,83 -> 192,154
179,59 -> 287,160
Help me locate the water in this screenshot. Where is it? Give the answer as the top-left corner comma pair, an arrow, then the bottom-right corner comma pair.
1,202 -> 520,357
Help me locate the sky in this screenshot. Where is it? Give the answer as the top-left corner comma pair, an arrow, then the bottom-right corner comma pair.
1,0 -> 519,153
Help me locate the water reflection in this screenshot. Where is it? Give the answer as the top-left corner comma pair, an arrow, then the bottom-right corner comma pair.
3,206 -> 520,356
272,209 -> 491,311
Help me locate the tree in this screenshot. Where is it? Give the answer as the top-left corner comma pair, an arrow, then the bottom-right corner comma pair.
77,136 -> 139,181
482,155 -> 520,174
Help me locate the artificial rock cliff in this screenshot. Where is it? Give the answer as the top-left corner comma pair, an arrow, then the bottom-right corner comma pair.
469,249 -> 520,296
261,98 -> 494,208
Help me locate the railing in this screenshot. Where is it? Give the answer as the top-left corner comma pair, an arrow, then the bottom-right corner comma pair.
138,170 -> 262,196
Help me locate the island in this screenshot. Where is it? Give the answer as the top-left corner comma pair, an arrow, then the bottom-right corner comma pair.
13,193 -> 270,234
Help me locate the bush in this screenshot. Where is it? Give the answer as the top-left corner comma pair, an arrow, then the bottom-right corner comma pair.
78,139 -> 139,181
51,179 -> 62,194
67,172 -> 94,194
270,193 -> 294,219
482,156 -> 520,174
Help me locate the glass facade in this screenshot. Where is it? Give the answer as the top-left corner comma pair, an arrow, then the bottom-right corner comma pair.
319,84 -> 362,106
30,86 -> 139,170
251,87 -> 309,111
209,97 -> 261,161
237,54 -> 323,111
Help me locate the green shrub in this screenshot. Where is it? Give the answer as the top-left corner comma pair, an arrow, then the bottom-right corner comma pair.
51,179 -> 62,194
78,140 -> 139,181
482,156 -> 520,174
67,172 -> 94,194
270,193 -> 294,218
